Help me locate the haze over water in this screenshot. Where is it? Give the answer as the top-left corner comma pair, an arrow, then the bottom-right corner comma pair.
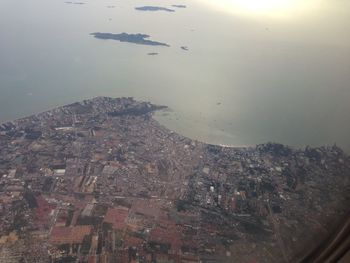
0,0 -> 349,150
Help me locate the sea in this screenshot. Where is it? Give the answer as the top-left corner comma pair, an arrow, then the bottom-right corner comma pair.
0,0 -> 349,151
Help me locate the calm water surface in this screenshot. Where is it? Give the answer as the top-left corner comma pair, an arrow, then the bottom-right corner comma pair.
0,0 -> 349,150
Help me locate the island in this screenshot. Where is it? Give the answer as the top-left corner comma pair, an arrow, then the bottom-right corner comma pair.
0,97 -> 349,262
64,1 -> 86,4
135,6 -> 175,12
90,32 -> 170,47
172,4 -> 187,8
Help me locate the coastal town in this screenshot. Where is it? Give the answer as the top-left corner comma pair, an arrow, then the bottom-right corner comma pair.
0,97 -> 349,263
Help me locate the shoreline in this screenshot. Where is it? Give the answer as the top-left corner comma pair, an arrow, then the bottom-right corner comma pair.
0,96 -> 347,154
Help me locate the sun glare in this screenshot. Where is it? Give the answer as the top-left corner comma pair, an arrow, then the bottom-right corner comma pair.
200,0 -> 318,18
232,0 -> 295,12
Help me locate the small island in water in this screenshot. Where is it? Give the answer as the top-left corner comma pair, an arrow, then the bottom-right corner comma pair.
64,1 -> 86,5
90,32 -> 170,47
172,4 -> 187,8
135,6 -> 175,12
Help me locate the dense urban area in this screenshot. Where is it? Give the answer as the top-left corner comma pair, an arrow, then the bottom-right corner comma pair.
0,97 -> 349,263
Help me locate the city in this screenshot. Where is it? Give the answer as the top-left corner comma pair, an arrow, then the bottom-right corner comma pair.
0,97 -> 349,263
